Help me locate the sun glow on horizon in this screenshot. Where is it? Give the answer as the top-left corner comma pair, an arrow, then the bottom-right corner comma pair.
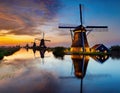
0,34 -> 35,46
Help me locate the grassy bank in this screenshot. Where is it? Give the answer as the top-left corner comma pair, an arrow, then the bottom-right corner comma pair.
110,45 -> 120,59
49,46 -> 110,56
0,46 -> 20,60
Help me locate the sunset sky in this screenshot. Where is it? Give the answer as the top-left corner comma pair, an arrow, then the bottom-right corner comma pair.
0,0 -> 120,47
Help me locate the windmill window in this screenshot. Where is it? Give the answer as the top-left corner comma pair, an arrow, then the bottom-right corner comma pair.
80,48 -> 83,52
102,57 -> 104,60
90,48 -> 91,52
105,55 -> 108,59
97,56 -> 100,59
101,47 -> 104,50
86,48 -> 89,52
97,50 -> 100,52
104,50 -> 107,53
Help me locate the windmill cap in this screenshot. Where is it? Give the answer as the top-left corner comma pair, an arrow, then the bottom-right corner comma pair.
73,25 -> 86,32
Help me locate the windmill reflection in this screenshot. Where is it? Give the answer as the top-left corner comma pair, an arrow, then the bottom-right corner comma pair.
32,48 -> 46,63
71,55 -> 89,93
71,54 -> 109,93
32,48 -> 36,58
71,55 -> 89,79
91,55 -> 109,63
71,54 -> 109,79
39,48 -> 46,58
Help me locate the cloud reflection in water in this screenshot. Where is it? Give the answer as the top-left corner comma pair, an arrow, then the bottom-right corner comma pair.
0,66 -> 60,93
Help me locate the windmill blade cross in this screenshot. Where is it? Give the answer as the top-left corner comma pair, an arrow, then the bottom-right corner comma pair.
86,26 -> 108,28
59,23 -> 79,29
44,40 -> 51,42
80,4 -> 83,25
59,26 -> 76,29
86,26 -> 108,32
59,76 -> 76,79
35,38 -> 41,41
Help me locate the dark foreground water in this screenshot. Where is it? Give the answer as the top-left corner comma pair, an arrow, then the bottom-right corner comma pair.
0,48 -> 120,93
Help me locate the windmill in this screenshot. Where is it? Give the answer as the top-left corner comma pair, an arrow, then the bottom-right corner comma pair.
59,4 -> 108,53
31,39 -> 37,49
35,33 -> 51,50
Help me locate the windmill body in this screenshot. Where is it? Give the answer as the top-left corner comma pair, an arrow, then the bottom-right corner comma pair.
39,39 -> 46,48
33,42 -> 36,49
71,25 -> 90,53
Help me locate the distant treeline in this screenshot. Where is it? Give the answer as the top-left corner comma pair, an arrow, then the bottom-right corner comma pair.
110,45 -> 120,51
110,45 -> 120,59
47,47 -> 70,59
0,46 -> 20,60
47,47 -> 70,51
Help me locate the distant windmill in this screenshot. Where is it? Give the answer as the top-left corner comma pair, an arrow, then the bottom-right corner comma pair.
31,39 -> 37,49
35,33 -> 51,49
59,4 -> 108,53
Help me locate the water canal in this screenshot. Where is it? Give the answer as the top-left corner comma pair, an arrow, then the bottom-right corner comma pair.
0,48 -> 120,93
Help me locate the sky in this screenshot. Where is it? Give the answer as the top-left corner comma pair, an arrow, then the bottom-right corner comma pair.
0,0 -> 120,47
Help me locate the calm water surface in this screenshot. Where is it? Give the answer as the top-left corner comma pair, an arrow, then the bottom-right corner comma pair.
0,48 -> 120,93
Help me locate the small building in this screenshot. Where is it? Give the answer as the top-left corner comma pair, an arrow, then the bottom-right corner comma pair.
91,55 -> 109,63
91,44 -> 109,53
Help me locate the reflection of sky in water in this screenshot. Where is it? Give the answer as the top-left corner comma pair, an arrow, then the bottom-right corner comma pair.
3,48 -> 40,60
85,58 -> 120,93
0,48 -> 120,93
